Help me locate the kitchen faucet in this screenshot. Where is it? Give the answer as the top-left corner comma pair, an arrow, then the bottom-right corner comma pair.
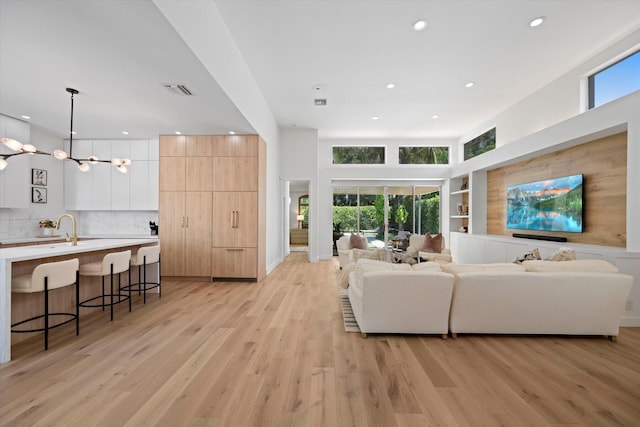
56,214 -> 78,246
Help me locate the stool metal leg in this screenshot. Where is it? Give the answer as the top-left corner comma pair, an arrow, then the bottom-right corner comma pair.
75,271 -> 80,336
101,276 -> 105,311
110,263 -> 114,322
44,278 -> 49,351
143,255 -> 147,304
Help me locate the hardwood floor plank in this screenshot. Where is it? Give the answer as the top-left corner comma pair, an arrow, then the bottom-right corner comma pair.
1,254 -> 639,426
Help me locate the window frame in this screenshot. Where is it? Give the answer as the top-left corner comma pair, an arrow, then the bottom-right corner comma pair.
588,48 -> 640,109
332,145 -> 386,165
398,145 -> 450,165
463,127 -> 496,161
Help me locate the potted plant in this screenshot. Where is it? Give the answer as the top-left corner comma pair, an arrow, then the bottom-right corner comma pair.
39,219 -> 56,236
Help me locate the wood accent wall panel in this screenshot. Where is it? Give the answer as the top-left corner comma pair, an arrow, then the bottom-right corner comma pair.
486,132 -> 627,247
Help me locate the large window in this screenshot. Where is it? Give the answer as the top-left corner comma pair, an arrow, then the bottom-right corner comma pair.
332,185 -> 440,247
464,127 -> 496,160
399,146 -> 449,164
298,195 -> 309,228
333,146 -> 385,164
589,49 -> 640,109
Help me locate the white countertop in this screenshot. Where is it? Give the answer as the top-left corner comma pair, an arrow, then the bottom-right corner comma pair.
0,234 -> 157,245
0,238 -> 158,262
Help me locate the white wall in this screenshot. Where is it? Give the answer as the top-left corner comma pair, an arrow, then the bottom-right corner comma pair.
460,28 -> 640,150
316,138 -> 456,259
280,128 -> 318,262
0,124 -> 75,240
155,0 -> 283,273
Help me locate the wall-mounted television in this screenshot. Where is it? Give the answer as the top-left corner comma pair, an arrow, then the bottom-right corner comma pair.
507,174 -> 583,233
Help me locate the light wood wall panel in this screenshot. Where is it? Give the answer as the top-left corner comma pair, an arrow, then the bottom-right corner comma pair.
486,132 -> 627,247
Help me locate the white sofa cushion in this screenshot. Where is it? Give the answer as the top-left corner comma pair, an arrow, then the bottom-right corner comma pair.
441,263 -> 525,275
522,259 -> 618,273
449,271 -> 632,336
351,259 -> 411,294
411,262 -> 442,272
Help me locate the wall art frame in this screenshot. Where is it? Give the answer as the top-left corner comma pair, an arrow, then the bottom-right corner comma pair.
32,187 -> 47,204
32,168 -> 47,186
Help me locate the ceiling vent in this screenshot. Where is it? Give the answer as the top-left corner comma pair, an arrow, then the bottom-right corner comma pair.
164,84 -> 193,96
314,98 -> 327,106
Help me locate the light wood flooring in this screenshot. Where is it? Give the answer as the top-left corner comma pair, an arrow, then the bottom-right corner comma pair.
1,252 -> 639,426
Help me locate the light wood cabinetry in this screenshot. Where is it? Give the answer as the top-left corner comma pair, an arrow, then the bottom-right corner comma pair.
159,135 -> 212,277
210,135 -> 262,280
159,134 -> 265,280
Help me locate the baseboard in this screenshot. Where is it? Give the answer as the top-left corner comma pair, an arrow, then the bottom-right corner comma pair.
620,316 -> 640,327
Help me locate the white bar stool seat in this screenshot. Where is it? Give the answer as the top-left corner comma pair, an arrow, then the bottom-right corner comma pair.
79,250 -> 131,321
124,245 -> 161,304
11,258 -> 80,350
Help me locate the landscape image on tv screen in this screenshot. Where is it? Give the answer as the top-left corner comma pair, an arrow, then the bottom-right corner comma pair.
507,174 -> 583,233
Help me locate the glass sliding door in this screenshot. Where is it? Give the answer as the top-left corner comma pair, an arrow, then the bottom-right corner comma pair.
332,184 -> 441,252
414,186 -> 440,235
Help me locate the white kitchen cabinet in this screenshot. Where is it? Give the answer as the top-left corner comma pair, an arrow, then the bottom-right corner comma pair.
0,115 -> 30,208
64,139 -> 158,211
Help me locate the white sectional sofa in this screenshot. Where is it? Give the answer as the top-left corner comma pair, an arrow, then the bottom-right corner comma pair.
345,259 -> 633,341
445,260 -> 633,340
347,260 -> 454,337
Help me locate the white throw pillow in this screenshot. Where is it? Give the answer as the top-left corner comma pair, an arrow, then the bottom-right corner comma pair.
522,259 -> 618,273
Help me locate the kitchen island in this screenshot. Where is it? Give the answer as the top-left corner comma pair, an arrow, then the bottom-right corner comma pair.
0,238 -> 158,363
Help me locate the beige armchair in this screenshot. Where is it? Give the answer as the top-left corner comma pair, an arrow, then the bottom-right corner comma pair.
337,235 -> 372,268
406,234 -> 452,263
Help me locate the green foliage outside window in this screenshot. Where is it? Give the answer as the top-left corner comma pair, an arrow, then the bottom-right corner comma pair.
399,146 -> 449,164
333,146 -> 385,164
464,128 -> 496,160
332,193 -> 440,237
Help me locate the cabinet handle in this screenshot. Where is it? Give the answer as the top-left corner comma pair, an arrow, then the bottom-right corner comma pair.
186,217 -> 189,228
225,248 -> 244,252
235,211 -> 239,228
181,217 -> 185,228
231,211 -> 235,228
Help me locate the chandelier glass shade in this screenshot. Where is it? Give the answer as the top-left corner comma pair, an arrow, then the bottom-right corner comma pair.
0,88 -> 131,173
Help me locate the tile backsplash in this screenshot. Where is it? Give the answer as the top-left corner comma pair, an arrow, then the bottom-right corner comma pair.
0,208 -> 158,241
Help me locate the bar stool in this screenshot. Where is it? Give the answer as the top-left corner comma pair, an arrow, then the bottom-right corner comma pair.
11,258 -> 80,350
124,245 -> 161,304
79,250 -> 131,321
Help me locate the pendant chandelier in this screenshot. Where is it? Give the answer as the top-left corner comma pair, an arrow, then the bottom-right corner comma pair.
0,88 -> 131,173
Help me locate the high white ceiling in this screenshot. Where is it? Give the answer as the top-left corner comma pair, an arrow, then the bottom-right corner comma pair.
1,0 -> 639,142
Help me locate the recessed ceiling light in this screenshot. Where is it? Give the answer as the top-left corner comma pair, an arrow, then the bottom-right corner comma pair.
21,115 -> 31,120
432,115 -> 439,119
529,16 -> 545,27
465,82 -> 475,88
122,131 -> 129,135
229,131 -> 236,135
371,116 -> 380,120
175,131 -> 182,135
412,20 -> 427,31
386,83 -> 395,89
